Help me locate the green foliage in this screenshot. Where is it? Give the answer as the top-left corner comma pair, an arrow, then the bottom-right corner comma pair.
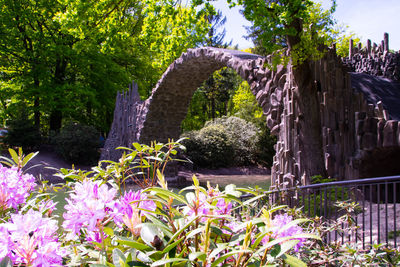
52,122 -> 100,165
335,32 -> 361,58
182,124 -> 235,168
182,67 -> 242,131
100,139 -> 186,190
0,147 -> 38,171
3,117 -> 41,152
235,0 -> 337,66
182,116 -> 263,168
206,116 -> 259,165
231,81 -> 263,125
2,147 -> 400,266
0,0 -> 211,134
255,128 -> 277,167
231,81 -> 276,166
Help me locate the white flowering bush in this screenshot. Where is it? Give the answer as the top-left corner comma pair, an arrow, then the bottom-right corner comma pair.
0,145 -> 319,266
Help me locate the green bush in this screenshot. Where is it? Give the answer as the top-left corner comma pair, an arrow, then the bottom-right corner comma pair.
254,127 -> 277,167
205,116 -> 259,165
182,124 -> 235,168
3,118 -> 41,152
53,122 -> 100,165
182,116 -> 263,168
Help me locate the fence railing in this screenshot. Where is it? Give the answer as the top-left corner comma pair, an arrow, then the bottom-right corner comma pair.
241,175 -> 400,249
275,175 -> 400,248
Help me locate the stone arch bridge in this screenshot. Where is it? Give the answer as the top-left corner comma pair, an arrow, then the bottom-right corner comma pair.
102,35 -> 400,188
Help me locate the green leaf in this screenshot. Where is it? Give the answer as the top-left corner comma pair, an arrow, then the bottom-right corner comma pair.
276,240 -> 300,258
112,248 -> 126,267
162,237 -> 184,254
166,215 -> 199,246
282,253 -> 307,267
209,244 -> 228,259
117,238 -> 152,251
8,148 -> 19,165
104,227 -> 115,237
211,250 -> 252,267
151,258 -> 188,267
224,184 -> 242,198
242,194 -> 266,206
189,252 -> 206,262
186,227 -> 204,239
145,187 -> 187,205
270,243 -> 281,258
22,151 -> 38,167
133,143 -> 143,151
145,213 -> 173,238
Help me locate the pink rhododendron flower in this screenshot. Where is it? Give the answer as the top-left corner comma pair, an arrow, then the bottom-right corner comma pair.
0,225 -> 11,259
1,209 -> 64,266
0,164 -> 36,210
183,190 -> 233,220
113,190 -> 156,236
262,213 -> 305,252
63,179 -> 117,241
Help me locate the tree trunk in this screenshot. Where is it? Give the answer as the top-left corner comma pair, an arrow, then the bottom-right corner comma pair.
33,78 -> 40,129
49,58 -> 67,132
34,96 -> 40,128
49,109 -> 62,132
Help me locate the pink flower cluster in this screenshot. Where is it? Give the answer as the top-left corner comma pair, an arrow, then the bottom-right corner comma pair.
0,164 -> 36,210
183,190 -> 232,220
113,190 -> 156,236
63,179 -> 156,241
0,210 -> 64,266
182,189 -> 238,233
63,180 -> 117,241
263,214 -> 305,251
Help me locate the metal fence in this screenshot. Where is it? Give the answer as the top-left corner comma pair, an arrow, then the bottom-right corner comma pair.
262,175 -> 400,248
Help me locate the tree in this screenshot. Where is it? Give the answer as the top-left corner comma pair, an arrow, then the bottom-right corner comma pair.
0,0 -> 211,134
182,67 -> 242,131
201,9 -> 232,48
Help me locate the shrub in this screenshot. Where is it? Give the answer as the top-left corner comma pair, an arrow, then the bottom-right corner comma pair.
205,116 -> 259,165
254,127 -> 277,167
0,147 -> 317,266
1,146 -> 400,266
183,124 -> 235,168
182,116 -> 260,168
53,122 -> 100,165
3,118 -> 41,151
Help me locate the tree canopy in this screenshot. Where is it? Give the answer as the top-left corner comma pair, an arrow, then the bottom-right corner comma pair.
238,0 -> 337,65
0,0 -> 211,133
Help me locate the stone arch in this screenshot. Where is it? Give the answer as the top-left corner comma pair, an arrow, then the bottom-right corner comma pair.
102,38 -> 400,187
136,47 -> 287,144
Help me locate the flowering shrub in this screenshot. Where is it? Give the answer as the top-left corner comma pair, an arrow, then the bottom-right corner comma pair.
0,146 -> 317,266
4,144 -> 399,266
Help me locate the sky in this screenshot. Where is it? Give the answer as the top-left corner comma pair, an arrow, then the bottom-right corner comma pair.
211,0 -> 400,51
